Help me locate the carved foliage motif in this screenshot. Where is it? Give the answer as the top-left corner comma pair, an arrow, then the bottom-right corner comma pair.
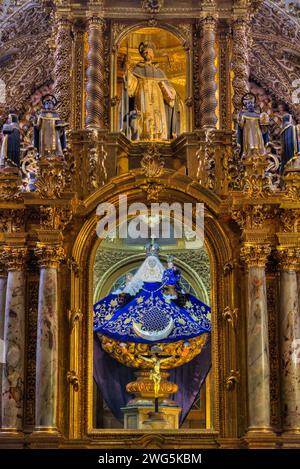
54,17 -> 73,123
0,1 -> 53,121
232,19 -> 250,119
140,145 -> 165,178
251,1 -> 300,120
240,244 -> 271,267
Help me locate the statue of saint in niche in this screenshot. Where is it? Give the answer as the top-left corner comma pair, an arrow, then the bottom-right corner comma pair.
123,42 -> 180,141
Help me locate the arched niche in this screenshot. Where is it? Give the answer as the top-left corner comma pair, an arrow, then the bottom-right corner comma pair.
67,172 -> 242,445
110,22 -> 193,137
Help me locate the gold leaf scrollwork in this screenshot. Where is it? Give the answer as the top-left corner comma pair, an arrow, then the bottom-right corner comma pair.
225,370 -> 240,391
140,145 -> 165,178
222,306 -> 238,331
67,370 -> 80,392
35,156 -> 66,199
67,257 -> 81,277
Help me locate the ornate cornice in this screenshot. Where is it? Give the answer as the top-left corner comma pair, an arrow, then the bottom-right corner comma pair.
240,243 -> 271,267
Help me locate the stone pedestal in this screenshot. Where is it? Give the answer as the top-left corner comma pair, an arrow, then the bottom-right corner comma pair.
122,405 -> 181,430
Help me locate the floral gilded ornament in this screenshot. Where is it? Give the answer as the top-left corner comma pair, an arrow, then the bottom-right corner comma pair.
34,244 -> 65,268
240,244 -> 271,268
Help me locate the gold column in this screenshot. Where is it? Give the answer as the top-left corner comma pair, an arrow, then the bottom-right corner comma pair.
241,244 -> 272,434
218,27 -> 231,131
72,21 -> 86,130
34,244 -> 65,433
200,15 -> 218,128
86,14 -> 105,128
1,247 -> 27,433
54,16 -> 73,123
232,17 -> 250,120
277,247 -> 300,435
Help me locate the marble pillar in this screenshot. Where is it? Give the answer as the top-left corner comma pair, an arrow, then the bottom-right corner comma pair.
241,245 -> 272,431
200,15 -> 218,128
278,248 -> 300,432
1,248 -> 27,431
0,267 -> 7,423
35,245 -> 65,431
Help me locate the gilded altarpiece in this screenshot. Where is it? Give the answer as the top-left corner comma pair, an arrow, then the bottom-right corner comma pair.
0,0 -> 299,450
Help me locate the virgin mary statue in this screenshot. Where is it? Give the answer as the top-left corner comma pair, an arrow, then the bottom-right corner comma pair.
122,42 -> 180,141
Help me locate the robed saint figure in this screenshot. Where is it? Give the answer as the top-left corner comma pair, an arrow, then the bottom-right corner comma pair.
237,93 -> 269,159
0,113 -> 21,168
280,113 -> 300,173
33,94 -> 67,158
123,42 -> 179,141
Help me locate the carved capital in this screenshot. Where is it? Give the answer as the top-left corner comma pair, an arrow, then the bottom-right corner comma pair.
0,250 -> 8,276
35,243 -> 65,268
88,15 -> 105,30
200,15 -> 217,31
277,247 -> 300,271
240,244 -> 271,268
2,247 -> 28,271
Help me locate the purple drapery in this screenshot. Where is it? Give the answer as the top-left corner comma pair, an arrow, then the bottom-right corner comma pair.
93,333 -> 211,426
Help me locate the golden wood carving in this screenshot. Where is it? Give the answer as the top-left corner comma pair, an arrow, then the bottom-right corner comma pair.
240,244 -> 271,268
35,243 -> 65,268
200,15 -> 218,128
232,18 -> 250,120
99,333 -> 209,369
54,16 -> 73,123
2,246 -> 28,271
86,16 -> 105,128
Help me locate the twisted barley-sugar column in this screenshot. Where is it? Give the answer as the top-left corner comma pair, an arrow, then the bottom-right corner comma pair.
277,247 -> 300,433
1,247 -> 27,432
200,16 -> 218,128
86,15 -> 105,128
232,18 -> 250,120
54,17 -> 73,123
34,244 -> 65,431
241,244 -> 272,432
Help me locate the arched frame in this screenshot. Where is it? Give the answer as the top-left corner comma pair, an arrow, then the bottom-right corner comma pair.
67,171 -> 244,447
110,21 -> 193,135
